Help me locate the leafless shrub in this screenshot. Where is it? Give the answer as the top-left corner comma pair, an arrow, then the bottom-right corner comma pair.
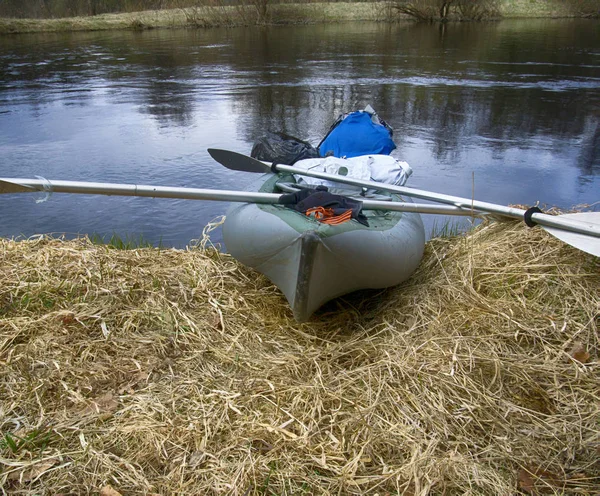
176,0 -> 232,28
179,3 -> 207,27
565,0 -> 600,17
457,0 -> 500,20
392,0 -> 444,22
176,0 -> 269,27
251,0 -> 271,24
392,0 -> 500,22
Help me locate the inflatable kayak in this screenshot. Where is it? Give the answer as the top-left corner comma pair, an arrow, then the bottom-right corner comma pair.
223,171 -> 425,321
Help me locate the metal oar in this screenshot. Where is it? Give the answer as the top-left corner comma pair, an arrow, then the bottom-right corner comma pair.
207,148 -> 600,257
0,178 -> 483,216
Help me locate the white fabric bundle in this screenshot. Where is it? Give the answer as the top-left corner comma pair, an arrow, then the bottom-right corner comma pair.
293,155 -> 413,194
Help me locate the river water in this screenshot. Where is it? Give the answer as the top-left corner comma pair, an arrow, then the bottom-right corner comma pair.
0,19 -> 598,248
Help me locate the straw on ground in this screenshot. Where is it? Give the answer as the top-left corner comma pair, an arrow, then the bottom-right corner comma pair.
0,219 -> 598,494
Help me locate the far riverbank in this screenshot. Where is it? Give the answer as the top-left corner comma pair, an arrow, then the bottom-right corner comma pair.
1,0 -> 598,35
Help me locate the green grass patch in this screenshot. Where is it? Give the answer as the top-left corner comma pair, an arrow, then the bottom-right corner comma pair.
430,217 -> 479,239
89,232 -> 160,250
1,429 -> 56,457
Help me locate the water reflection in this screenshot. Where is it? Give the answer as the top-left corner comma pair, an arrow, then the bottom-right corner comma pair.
577,115 -> 600,178
0,19 -> 598,247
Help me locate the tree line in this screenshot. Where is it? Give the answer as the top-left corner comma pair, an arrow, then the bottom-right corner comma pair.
0,0 -> 283,19
392,0 -> 598,21
0,0 -> 598,20
0,0 -> 193,18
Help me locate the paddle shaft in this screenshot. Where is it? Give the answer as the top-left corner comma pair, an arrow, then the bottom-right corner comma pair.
0,178 -> 482,216
268,164 -> 600,238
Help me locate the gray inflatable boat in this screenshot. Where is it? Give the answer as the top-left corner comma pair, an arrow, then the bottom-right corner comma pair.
223,172 -> 426,322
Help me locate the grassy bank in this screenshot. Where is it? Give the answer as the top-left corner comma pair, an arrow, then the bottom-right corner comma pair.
502,0 -> 599,17
1,1 -> 599,34
0,3 -> 388,34
1,220 -> 598,494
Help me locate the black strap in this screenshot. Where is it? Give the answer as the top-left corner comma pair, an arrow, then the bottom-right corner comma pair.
524,206 -> 543,227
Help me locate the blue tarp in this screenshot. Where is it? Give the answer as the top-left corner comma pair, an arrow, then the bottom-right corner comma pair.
318,111 -> 396,158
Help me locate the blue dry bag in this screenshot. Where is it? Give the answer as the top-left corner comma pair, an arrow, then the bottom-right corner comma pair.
318,111 -> 396,158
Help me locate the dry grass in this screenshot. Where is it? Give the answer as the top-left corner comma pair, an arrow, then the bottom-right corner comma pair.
0,3 -> 389,34
499,0 -> 600,18
1,220 -> 599,495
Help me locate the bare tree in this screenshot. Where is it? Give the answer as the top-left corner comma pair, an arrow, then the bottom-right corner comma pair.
392,0 -> 500,22
439,0 -> 453,21
249,0 -> 271,24
392,0 -> 439,22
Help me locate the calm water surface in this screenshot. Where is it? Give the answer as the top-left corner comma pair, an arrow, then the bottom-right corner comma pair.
0,20 -> 598,248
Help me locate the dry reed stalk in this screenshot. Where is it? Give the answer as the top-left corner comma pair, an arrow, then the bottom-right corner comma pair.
0,221 -> 598,495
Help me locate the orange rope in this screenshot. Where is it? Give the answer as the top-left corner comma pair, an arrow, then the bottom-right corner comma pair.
306,207 -> 353,225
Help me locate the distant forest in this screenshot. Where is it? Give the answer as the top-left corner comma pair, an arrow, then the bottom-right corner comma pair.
0,0 -> 282,18
1,1 -> 189,18
0,0 -> 598,19
0,0 -> 328,19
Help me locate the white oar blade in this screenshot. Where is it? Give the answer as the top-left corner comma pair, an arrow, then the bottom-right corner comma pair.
0,179 -> 37,194
543,212 -> 600,257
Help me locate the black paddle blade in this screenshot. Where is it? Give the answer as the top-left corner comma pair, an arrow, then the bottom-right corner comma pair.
207,148 -> 271,173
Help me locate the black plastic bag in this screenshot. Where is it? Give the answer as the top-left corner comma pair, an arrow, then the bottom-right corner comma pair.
251,132 -> 319,165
